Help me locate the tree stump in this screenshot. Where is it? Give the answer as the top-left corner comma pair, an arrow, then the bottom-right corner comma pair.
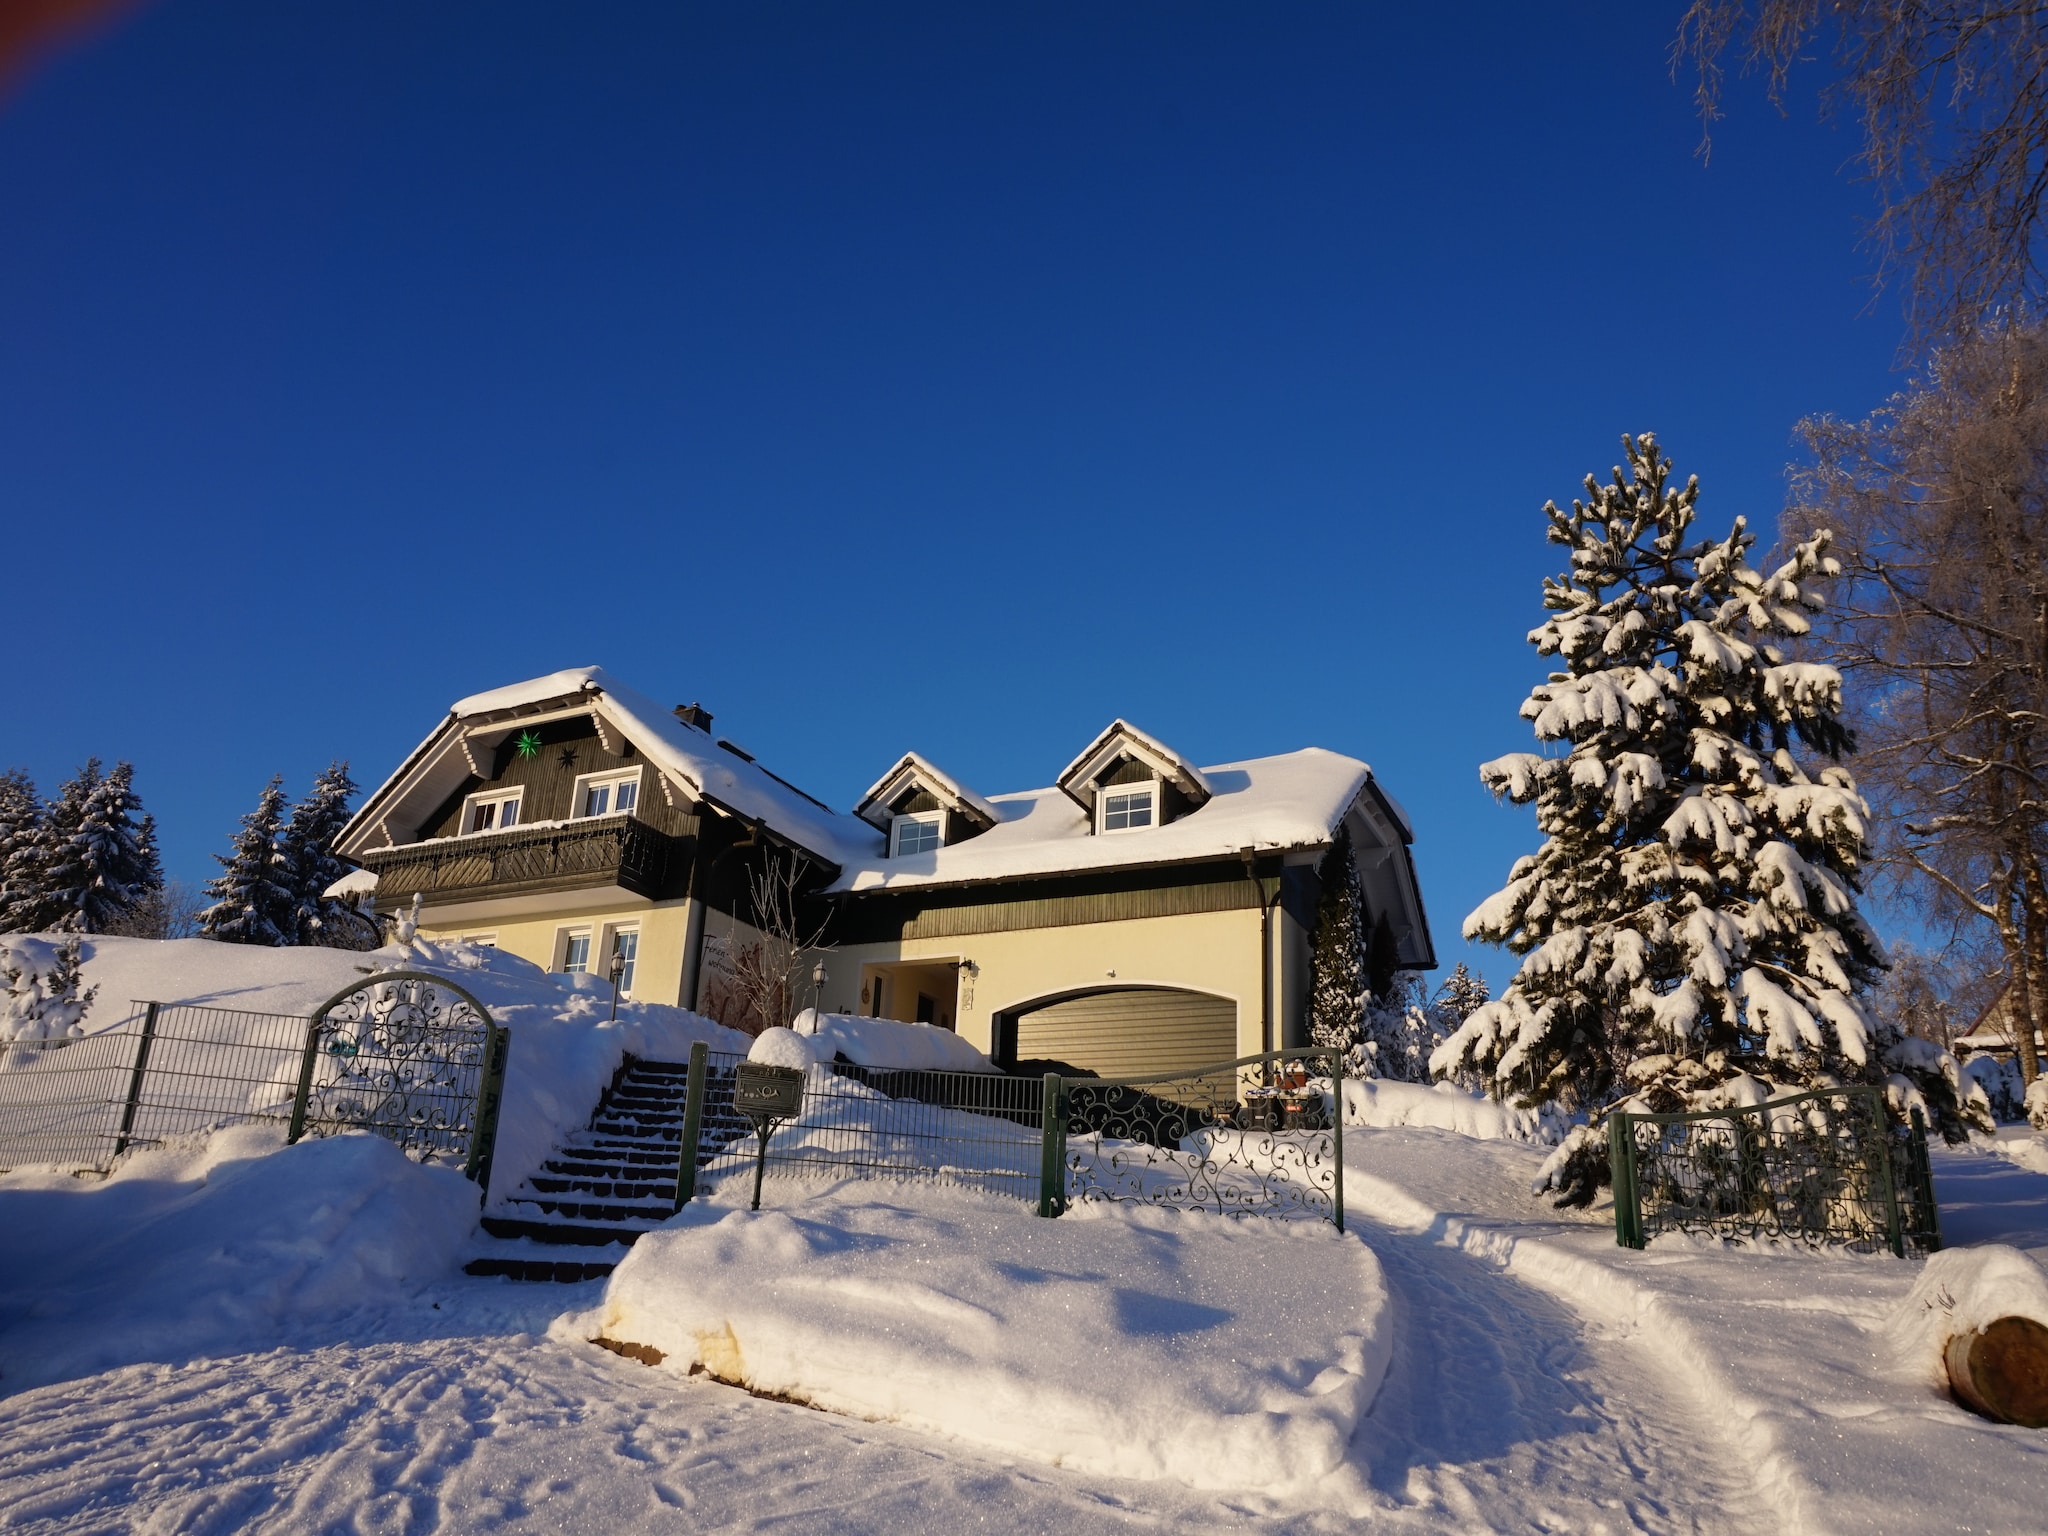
1944,1316 -> 2048,1427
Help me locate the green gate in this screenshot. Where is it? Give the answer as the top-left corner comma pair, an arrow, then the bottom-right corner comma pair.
1607,1085 -> 1940,1256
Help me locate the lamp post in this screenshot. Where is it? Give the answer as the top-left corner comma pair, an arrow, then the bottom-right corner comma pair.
811,958 -> 828,1021
609,947 -> 626,1021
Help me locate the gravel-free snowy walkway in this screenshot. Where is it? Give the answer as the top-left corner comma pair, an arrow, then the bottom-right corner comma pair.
6,1126 -> 2048,1533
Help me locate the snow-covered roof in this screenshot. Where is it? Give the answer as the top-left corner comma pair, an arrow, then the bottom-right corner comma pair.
340,667 -> 881,868
827,747 -> 1381,894
1055,718 -> 1214,811
852,752 -> 1001,833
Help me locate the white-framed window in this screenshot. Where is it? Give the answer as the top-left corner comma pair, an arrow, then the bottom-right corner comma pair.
1099,782 -> 1157,833
892,810 -> 944,857
462,933 -> 498,948
558,927 -> 593,974
460,787 -> 523,835
607,926 -> 640,995
571,766 -> 643,820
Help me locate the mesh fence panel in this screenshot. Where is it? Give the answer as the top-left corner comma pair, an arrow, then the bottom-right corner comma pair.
696,1052 -> 1047,1202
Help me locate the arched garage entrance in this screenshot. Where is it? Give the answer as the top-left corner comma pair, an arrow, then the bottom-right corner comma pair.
996,987 -> 1237,1078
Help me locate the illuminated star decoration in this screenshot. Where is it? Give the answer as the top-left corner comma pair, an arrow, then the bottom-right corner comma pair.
513,730 -> 543,759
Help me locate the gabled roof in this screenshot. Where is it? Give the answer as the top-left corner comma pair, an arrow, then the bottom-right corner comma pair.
852,752 -> 1001,834
1055,719 -> 1214,812
337,667 -> 879,868
832,746 -> 1376,894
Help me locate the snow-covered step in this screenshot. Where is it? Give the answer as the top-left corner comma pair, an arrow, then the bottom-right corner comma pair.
465,1054 -> 743,1282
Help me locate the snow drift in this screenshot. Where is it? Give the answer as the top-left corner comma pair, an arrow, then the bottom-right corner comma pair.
571,1183 -> 1391,1493
0,1123 -> 476,1393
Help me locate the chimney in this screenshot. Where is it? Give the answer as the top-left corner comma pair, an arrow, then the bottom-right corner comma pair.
674,702 -> 713,732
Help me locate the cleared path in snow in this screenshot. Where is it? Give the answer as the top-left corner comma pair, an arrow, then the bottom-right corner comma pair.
1344,1128 -> 1780,1534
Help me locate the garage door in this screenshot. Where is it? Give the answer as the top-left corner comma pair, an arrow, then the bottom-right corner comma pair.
1012,988 -> 1237,1079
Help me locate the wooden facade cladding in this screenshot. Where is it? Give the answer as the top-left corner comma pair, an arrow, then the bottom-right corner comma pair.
415,717 -> 697,841
358,815 -> 688,909
822,859 -> 1319,944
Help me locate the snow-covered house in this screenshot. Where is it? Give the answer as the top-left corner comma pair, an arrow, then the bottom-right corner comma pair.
336,669 -> 1433,1076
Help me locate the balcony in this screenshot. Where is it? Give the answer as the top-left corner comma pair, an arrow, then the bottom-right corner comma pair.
357,815 -> 684,907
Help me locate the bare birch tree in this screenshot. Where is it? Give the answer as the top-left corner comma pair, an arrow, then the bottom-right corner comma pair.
697,846 -> 830,1036
1786,319 -> 2048,1099
1677,2 -> 2048,342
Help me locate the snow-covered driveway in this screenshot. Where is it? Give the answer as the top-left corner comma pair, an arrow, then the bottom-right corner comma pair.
7,1125 -> 2048,1533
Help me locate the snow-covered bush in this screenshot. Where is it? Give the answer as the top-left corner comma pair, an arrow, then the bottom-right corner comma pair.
1436,435 -> 1977,1206
0,934 -> 98,1058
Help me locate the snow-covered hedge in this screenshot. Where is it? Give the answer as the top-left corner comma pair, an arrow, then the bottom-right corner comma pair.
1341,1078 -> 1560,1142
788,1009 -> 998,1073
572,1184 -> 1391,1494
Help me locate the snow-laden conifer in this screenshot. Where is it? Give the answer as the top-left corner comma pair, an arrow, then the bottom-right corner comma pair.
1433,434 -> 1973,1206
200,778 -> 295,946
0,771 -> 45,935
1434,962 -> 1491,1025
1307,827 -> 1368,1058
7,763 -> 95,934
282,762 -> 377,949
42,761 -> 159,933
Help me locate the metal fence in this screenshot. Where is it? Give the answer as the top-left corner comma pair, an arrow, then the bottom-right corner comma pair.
1607,1085 -> 1941,1256
672,1043 -> 1345,1228
0,971 -> 509,1191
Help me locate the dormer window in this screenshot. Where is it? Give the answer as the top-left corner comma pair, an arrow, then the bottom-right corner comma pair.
1100,784 -> 1156,833
892,811 -> 944,857
573,767 -> 642,819
461,788 -> 522,834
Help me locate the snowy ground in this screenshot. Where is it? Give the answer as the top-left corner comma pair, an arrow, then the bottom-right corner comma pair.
7,1135 -> 2047,1532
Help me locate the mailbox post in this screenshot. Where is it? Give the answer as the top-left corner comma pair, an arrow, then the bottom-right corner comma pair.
732,1061 -> 806,1211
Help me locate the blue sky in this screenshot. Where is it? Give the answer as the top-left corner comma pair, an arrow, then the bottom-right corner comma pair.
1,2 -> 1903,987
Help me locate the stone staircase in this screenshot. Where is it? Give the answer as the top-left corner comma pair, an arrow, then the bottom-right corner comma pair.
464,1055 -> 748,1283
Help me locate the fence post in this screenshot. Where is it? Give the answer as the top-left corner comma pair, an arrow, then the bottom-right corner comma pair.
464,1024 -> 511,1202
1869,1091 -> 1906,1259
674,1041 -> 709,1213
286,1013 -> 324,1146
111,1002 -> 161,1160
1329,1045 -> 1345,1234
1608,1111 -> 1643,1249
1037,1072 -> 1065,1218
1908,1106 -> 1943,1253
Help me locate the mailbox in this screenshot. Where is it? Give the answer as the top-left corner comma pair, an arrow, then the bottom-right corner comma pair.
734,1062 -> 805,1120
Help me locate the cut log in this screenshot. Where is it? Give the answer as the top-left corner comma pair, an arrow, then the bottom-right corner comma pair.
1944,1316 -> 2048,1427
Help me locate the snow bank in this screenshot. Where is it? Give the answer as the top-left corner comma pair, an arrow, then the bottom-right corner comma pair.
1888,1244 -> 2048,1392
1341,1078 -> 1556,1142
0,1123 -> 476,1393
568,1183 -> 1391,1494
791,1009 -> 997,1073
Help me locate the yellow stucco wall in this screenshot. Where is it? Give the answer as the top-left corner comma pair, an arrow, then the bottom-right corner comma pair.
419,898 -> 697,1006
817,906 -> 1272,1058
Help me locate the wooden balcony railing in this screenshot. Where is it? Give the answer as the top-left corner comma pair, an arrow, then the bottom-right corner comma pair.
357,815 -> 682,905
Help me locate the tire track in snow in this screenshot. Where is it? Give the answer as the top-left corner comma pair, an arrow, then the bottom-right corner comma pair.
1342,1134 -> 1807,1535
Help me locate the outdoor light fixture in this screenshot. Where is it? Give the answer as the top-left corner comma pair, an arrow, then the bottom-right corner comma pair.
812,958 -> 828,1012
608,949 -> 626,1021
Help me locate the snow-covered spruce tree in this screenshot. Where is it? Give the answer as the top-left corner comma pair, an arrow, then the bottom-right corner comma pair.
200,777 -> 295,946
5,763 -> 94,934
1434,962 -> 1491,1024
0,933 -> 97,1051
282,761 -> 377,949
0,770 -> 47,934
1308,827 -> 1369,1061
1432,434 -> 1972,1207
42,761 -> 159,933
